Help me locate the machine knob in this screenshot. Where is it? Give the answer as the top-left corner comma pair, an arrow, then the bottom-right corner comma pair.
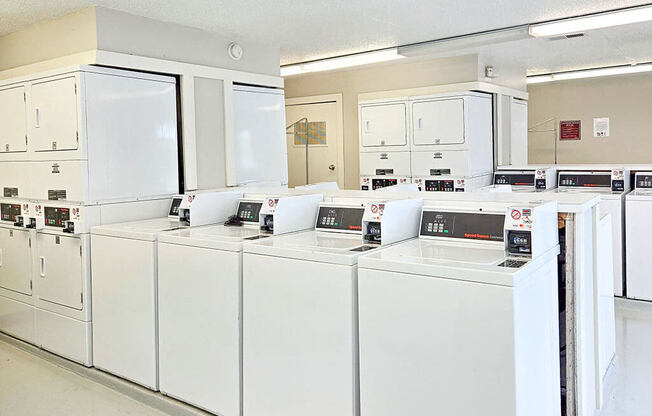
329,164 -> 336,171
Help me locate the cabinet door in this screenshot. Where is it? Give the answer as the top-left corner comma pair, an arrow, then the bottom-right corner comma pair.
360,103 -> 407,147
0,86 -> 28,153
0,228 -> 32,295
412,98 -> 465,146
36,233 -> 83,310
30,77 -> 79,152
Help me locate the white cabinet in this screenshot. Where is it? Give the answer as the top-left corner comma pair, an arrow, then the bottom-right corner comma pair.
36,233 -> 83,311
359,102 -> 408,150
0,86 -> 28,154
29,77 -> 79,153
412,98 -> 465,146
0,227 -> 32,296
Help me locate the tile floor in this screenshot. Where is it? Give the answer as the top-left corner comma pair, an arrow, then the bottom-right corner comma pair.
0,299 -> 651,415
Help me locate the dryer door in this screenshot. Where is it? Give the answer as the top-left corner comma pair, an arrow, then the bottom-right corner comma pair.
36,233 -> 83,310
0,228 -> 32,295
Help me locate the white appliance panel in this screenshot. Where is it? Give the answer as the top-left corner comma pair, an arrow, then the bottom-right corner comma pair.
243,253 -> 356,416
0,227 -> 32,296
0,296 -> 35,343
29,76 -> 79,152
412,98 -> 464,146
359,102 -> 407,148
36,233 -> 83,311
90,234 -> 158,389
0,85 -> 28,154
158,243 -> 241,415
626,198 -> 652,300
233,86 -> 288,186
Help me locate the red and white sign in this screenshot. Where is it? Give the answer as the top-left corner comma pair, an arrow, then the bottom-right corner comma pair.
370,204 -> 378,213
511,209 -> 521,220
560,120 -> 581,141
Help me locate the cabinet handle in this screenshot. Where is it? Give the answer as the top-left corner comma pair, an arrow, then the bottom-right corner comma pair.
35,108 -> 40,128
365,120 -> 371,133
417,118 -> 423,129
39,256 -> 46,277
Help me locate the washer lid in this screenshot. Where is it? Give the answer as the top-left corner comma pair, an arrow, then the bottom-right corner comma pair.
158,223 -> 264,251
358,239 -> 558,287
243,230 -> 381,265
91,217 -> 184,241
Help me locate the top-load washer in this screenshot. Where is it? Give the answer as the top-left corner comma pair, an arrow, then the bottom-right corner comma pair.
626,172 -> 652,301
550,169 -> 629,296
90,190 -> 242,389
357,201 -> 561,416
242,198 -> 423,416
155,193 -> 323,416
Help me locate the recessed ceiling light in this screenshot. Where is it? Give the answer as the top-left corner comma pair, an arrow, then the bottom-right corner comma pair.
529,5 -> 652,37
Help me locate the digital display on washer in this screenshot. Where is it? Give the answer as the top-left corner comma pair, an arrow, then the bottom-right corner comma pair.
420,211 -> 505,241
558,173 -> 611,188
168,197 -> 182,217
237,201 -> 263,223
44,206 -> 70,227
0,203 -> 21,222
316,206 -> 364,232
636,175 -> 652,189
493,173 -> 534,186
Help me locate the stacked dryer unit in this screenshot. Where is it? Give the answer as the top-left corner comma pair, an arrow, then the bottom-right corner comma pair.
358,92 -> 494,192
410,92 -> 494,192
358,98 -> 412,190
0,65 -> 179,365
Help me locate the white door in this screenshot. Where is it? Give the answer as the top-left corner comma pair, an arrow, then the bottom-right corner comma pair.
0,86 -> 28,153
286,101 -> 340,187
30,77 -> 79,152
412,98 -> 465,146
36,233 -> 83,310
0,228 -> 32,295
359,103 -> 407,148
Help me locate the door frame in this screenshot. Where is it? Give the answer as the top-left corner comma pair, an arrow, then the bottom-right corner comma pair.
285,94 -> 345,188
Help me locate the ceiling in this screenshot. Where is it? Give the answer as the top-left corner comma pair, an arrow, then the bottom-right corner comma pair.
3,0 -> 652,72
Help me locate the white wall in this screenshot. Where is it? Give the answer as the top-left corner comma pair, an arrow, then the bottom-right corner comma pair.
94,7 -> 280,77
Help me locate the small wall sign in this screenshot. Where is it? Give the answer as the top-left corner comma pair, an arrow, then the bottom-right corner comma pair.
593,117 -> 610,137
560,120 -> 581,140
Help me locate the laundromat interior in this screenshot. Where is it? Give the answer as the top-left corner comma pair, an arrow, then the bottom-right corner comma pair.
2,2 -> 652,415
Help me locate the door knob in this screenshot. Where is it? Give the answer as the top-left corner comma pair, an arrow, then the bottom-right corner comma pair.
329,164 -> 336,171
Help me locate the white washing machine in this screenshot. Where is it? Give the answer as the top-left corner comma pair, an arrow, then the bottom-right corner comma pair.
90,190 -> 241,389
242,198 -> 422,416
550,169 -> 630,296
357,201 -> 561,416
626,171 -> 652,301
156,193 -> 323,416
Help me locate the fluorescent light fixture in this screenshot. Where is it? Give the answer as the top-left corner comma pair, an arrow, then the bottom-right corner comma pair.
529,5 -> 652,37
280,48 -> 404,77
527,62 -> 652,84
398,27 -> 529,57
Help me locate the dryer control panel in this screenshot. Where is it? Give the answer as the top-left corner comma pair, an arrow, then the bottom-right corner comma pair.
558,169 -> 629,192
0,203 -> 21,222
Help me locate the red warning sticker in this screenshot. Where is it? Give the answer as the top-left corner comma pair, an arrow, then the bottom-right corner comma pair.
511,209 -> 521,220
